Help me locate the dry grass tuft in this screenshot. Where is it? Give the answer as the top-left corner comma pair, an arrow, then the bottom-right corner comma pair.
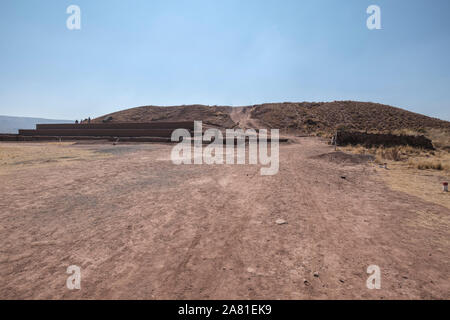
409,159 -> 449,171
375,147 -> 402,162
343,143 -> 450,172
345,145 -> 424,163
416,161 -> 444,171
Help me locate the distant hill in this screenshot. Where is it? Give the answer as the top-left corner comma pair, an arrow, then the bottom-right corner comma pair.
93,101 -> 450,134
0,115 -> 72,134
94,105 -> 235,128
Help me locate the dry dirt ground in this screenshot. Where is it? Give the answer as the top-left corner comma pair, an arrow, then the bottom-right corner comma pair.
0,138 -> 449,299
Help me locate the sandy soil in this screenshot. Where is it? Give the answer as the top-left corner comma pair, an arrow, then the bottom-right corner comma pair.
0,138 -> 449,299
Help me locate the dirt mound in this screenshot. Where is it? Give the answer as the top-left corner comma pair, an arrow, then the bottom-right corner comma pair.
249,101 -> 450,133
94,101 -> 450,134
93,105 -> 235,128
336,131 -> 435,150
313,151 -> 374,165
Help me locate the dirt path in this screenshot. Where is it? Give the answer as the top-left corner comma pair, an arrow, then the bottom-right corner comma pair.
0,138 -> 448,299
230,106 -> 262,129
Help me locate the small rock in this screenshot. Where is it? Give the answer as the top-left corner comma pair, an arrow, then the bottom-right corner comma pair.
247,267 -> 255,273
341,176 -> 346,179
339,279 -> 345,283
276,219 -> 287,225
313,272 -> 319,278
303,280 -> 310,286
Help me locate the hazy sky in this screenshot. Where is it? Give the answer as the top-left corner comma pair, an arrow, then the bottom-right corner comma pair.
1,0 -> 449,120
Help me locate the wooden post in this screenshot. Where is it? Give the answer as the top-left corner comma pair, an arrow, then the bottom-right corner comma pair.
334,130 -> 337,151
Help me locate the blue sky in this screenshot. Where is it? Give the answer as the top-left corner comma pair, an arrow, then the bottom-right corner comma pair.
0,0 -> 449,120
